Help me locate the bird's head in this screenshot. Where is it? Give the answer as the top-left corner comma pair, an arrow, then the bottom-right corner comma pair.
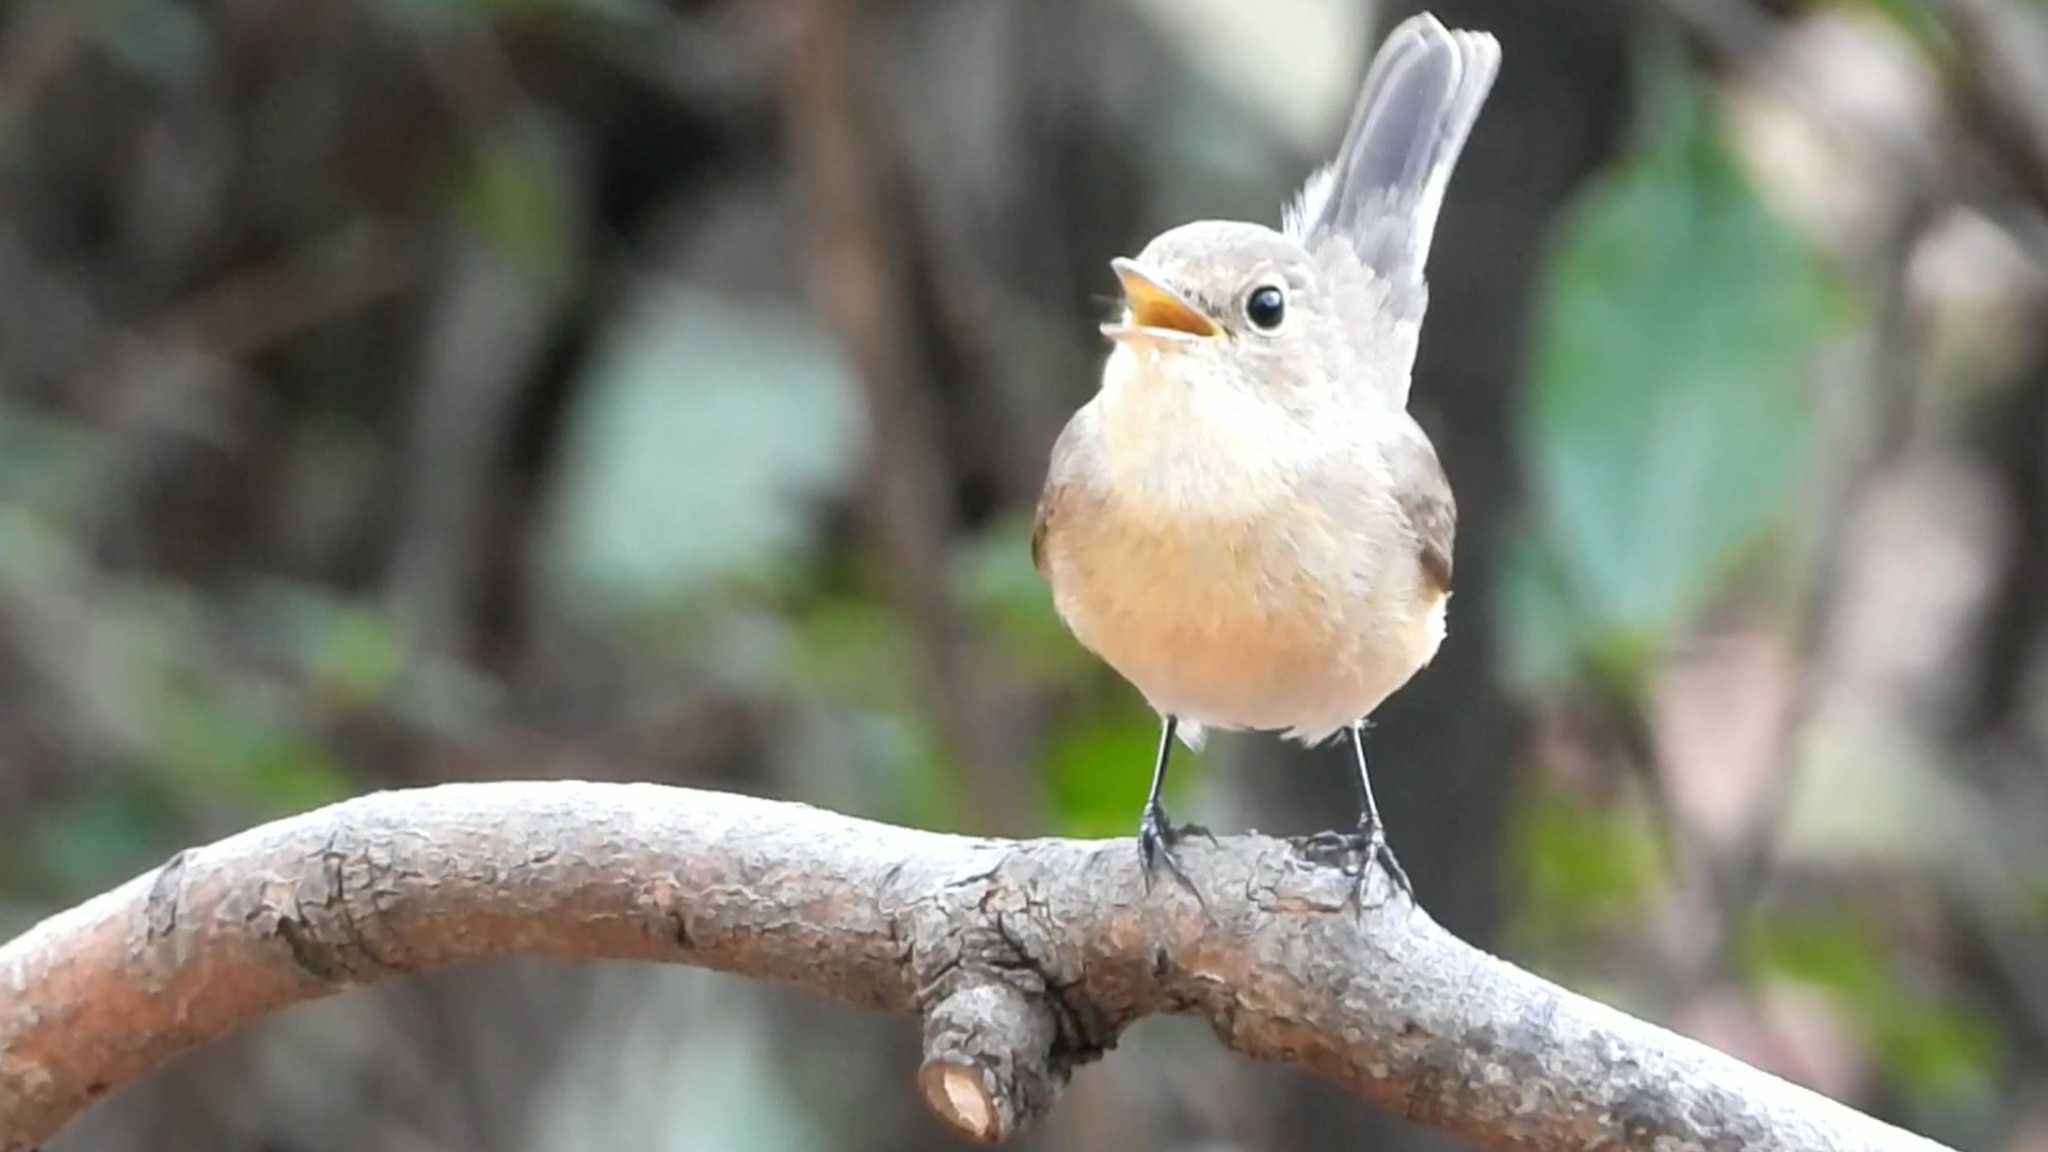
1101,221 -> 1359,426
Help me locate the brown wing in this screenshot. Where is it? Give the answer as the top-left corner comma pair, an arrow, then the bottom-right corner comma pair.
1404,482 -> 1455,593
1030,483 -> 1057,575
1032,408 -> 1099,579
1390,423 -> 1456,594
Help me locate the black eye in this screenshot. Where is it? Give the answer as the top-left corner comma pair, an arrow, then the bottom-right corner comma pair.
1245,284 -> 1286,331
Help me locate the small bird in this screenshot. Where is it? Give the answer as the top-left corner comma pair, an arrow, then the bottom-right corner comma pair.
1031,14 -> 1500,899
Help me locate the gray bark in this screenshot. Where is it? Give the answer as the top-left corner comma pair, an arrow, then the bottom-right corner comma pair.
0,782 -> 1953,1151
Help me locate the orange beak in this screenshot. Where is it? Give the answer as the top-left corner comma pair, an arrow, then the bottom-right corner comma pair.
1103,257 -> 1221,340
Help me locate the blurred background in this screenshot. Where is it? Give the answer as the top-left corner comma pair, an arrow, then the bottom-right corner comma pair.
4,0 -> 2047,1148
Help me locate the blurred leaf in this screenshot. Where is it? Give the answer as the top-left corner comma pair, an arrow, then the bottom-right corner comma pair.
26,784 -> 179,896
784,593 -> 968,827
453,124 -> 576,290
1741,906 -> 1889,1001
955,516 -> 1055,631
549,284 -> 865,607
1743,908 -> 2004,1109
1875,1001 -> 2002,1111
1855,0 -> 1953,51
1525,65 -> 1844,660
788,594 -> 915,714
1508,784 -> 1667,948
1044,709 -> 1195,838
305,611 -> 404,706
955,516 -> 1094,681
155,681 -> 351,815
250,583 -> 409,708
1498,527 -> 1585,693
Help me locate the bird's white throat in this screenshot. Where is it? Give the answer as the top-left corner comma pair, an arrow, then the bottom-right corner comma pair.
1096,341 -> 1306,520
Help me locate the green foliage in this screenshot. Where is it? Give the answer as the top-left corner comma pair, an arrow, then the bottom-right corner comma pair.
262,585 -> 409,708
781,583 -> 969,828
154,680 -> 352,815
23,784 -> 181,896
0,514 -> 380,891
954,515 -> 1095,681
1742,905 -> 1889,993
788,593 -> 918,716
1497,528 -> 1587,694
1851,0 -> 1953,52
1878,1002 -> 2004,1111
1514,63 -> 1846,692
1743,909 -> 2005,1109
453,126 -> 577,290
1043,708 -> 1187,839
548,285 -> 865,608
1508,782 -> 1668,949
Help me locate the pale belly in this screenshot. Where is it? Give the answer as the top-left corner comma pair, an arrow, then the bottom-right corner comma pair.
1044,495 -> 1444,743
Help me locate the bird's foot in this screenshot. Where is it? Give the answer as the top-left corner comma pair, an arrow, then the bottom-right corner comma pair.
1137,802 -> 1211,903
1301,818 -> 1413,909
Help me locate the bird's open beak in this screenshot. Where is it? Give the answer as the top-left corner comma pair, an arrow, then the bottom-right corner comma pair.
1103,257 -> 1221,341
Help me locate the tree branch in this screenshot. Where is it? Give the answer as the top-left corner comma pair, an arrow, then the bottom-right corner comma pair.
0,782 -> 1952,1151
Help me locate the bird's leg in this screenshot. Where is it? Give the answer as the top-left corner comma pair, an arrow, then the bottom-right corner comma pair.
1137,715 -> 1210,899
1304,722 -> 1413,905
1347,721 -> 1412,901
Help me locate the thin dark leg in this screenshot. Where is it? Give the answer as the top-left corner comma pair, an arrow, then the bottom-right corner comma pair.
1349,722 -> 1412,900
1137,715 -> 1209,899
1144,715 -> 1177,818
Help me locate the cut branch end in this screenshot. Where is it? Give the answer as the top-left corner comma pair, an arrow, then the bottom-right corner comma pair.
916,979 -> 1066,1142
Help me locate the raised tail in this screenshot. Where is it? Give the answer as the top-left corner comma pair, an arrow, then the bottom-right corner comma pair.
1284,14 -> 1500,289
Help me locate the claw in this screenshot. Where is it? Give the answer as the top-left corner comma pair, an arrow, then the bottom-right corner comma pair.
1137,802 -> 1206,905
1299,819 -> 1413,910
1337,721 -> 1411,908
1357,816 -> 1413,906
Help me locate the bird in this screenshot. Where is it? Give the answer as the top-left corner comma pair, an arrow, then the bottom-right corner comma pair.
1030,13 -> 1500,901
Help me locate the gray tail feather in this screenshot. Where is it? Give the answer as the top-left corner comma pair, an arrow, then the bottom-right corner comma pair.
1287,14 -> 1500,285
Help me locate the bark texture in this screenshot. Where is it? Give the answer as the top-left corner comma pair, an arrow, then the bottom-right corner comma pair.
0,782 -> 1953,1151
